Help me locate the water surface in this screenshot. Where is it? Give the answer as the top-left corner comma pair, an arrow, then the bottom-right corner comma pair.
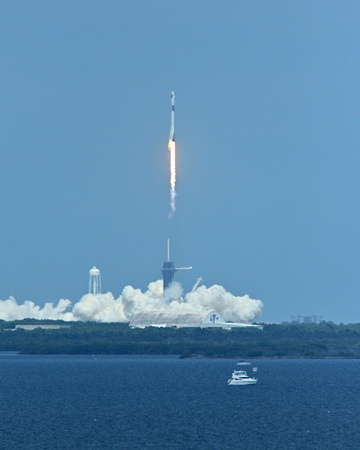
0,356 -> 359,449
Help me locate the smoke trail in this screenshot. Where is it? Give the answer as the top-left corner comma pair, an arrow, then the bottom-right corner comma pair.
0,281 -> 263,323
168,139 -> 176,214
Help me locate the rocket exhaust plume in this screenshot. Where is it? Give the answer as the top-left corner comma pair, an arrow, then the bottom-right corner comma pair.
168,139 -> 176,213
0,281 -> 263,323
168,91 -> 176,215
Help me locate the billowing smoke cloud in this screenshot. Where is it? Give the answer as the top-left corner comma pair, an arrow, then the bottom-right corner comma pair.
0,296 -> 73,321
0,280 -> 263,323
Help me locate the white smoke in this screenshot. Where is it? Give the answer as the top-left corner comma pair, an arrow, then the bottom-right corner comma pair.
0,296 -> 73,321
185,284 -> 263,323
0,280 -> 263,323
71,293 -> 127,323
170,187 -> 176,214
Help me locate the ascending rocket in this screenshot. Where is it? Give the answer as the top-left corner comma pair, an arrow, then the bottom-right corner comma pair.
170,91 -> 175,141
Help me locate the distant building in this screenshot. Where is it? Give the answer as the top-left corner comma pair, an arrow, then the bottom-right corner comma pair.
291,315 -> 322,324
14,324 -> 71,331
129,310 -> 262,330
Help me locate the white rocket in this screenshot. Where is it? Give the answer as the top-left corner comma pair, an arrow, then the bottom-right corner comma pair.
170,91 -> 175,142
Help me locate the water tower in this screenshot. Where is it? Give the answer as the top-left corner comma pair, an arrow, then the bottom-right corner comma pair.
89,266 -> 101,295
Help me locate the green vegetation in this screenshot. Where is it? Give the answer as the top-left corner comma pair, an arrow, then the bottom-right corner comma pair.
1,319 -> 360,358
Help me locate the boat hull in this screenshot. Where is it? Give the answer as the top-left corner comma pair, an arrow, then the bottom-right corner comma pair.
228,378 -> 257,385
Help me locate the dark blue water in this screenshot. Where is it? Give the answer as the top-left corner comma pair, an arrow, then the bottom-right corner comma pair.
0,356 -> 359,449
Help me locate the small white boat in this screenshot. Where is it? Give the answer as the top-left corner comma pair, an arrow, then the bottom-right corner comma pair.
228,368 -> 257,385
236,360 -> 251,366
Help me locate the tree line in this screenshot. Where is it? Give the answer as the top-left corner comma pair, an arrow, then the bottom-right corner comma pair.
0,319 -> 360,358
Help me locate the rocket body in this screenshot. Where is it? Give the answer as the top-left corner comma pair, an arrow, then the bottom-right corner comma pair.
170,91 -> 175,141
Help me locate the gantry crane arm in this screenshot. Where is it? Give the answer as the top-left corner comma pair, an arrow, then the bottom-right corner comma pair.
191,277 -> 202,292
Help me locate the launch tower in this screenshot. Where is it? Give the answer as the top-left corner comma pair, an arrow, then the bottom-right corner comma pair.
161,239 -> 192,294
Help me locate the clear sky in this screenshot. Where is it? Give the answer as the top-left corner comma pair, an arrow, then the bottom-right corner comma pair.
0,1 -> 359,323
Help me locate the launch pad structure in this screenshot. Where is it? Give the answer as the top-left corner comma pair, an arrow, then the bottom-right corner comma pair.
162,239 -> 192,294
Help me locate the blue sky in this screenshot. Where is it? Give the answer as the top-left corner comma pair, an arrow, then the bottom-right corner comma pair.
0,1 -> 359,323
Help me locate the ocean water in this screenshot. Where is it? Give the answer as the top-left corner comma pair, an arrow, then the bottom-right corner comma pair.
0,355 -> 359,449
